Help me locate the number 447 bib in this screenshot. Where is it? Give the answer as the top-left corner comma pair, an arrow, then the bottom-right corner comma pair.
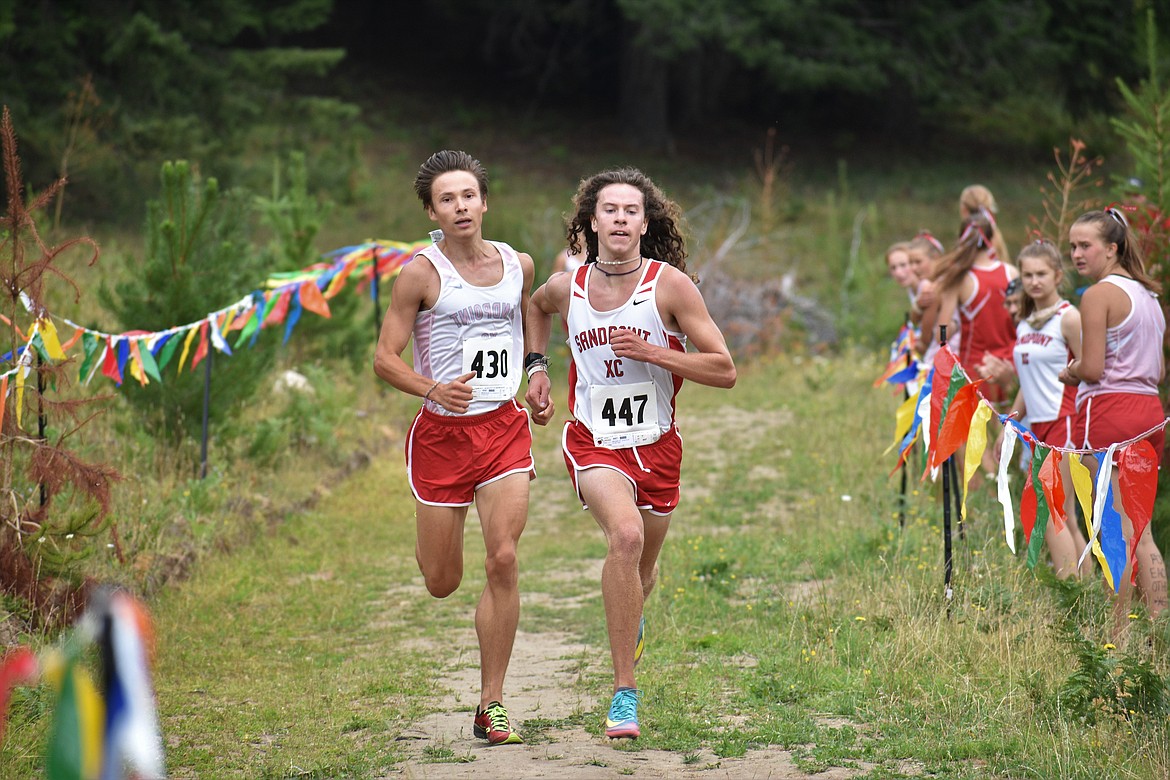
589,382 -> 661,449
462,335 -> 516,400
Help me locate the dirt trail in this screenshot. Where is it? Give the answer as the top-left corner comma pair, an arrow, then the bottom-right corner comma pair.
383,405 -> 868,778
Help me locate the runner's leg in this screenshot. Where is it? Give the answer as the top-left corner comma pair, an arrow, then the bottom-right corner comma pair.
579,467 -> 643,691
415,502 -> 469,598
472,472 -> 529,707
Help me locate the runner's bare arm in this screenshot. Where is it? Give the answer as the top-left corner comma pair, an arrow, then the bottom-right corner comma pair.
518,253 -> 555,425
609,267 -> 736,388
373,259 -> 475,412
524,272 -> 571,415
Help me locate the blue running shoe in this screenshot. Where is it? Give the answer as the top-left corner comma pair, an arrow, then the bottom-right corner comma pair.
634,616 -> 645,667
605,687 -> 640,739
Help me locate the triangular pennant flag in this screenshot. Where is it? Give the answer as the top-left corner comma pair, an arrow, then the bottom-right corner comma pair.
78,334 -> 100,382
100,338 -> 122,385
1038,448 -> 1066,533
0,647 -> 38,743
100,593 -> 166,780
1118,440 -> 1159,581
210,315 -> 232,356
324,262 -> 355,299
177,327 -> 199,374
235,308 -> 260,348
263,290 -> 292,328
931,379 -> 982,470
128,343 -> 147,386
961,402 -> 993,521
116,339 -> 132,383
136,343 -> 162,385
885,393 -> 918,456
156,333 -> 180,373
1023,446 -> 1051,569
1069,453 -> 1100,571
928,348 -> 958,446
190,321 -> 210,371
38,318 -> 67,361
45,655 -> 104,780
283,288 -> 304,344
996,423 -> 1019,553
1092,448 -> 1124,592
230,307 -> 254,333
298,279 -> 331,319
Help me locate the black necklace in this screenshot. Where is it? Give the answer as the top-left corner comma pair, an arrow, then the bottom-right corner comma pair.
596,258 -> 644,278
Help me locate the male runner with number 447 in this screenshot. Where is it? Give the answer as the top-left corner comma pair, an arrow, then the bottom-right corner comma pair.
525,167 -> 736,740
374,150 -> 554,747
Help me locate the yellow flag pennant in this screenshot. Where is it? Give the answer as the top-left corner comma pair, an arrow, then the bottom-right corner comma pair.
1068,453 -> 1110,584
38,318 -> 67,361
177,326 -> 199,374
962,402 -> 994,522
884,393 -> 918,456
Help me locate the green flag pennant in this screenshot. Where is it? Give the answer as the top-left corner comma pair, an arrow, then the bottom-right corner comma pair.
236,308 -> 261,348
137,341 -> 162,383
157,333 -> 182,372
1025,445 -> 1050,569
78,333 -> 100,382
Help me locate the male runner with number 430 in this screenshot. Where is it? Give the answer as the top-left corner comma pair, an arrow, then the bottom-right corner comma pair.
374,150 -> 554,747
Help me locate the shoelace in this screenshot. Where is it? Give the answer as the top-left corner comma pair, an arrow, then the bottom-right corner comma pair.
609,690 -> 639,721
486,705 -> 511,733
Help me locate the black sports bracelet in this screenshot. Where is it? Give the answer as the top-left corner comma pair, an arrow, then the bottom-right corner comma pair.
524,352 -> 547,371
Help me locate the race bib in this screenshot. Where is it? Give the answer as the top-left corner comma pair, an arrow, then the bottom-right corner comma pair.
462,335 -> 516,400
589,382 -> 661,449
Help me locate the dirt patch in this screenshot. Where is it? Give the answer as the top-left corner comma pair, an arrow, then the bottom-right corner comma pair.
380,406 -> 872,778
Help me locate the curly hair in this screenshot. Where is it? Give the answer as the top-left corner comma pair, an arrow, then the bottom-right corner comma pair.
1071,209 -> 1161,293
566,168 -> 695,282
413,150 -> 489,211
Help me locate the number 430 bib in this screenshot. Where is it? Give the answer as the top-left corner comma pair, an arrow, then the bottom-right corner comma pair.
589,382 -> 661,449
462,336 -> 516,400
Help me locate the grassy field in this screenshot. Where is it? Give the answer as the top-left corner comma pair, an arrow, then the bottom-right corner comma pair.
6,351 -> 1168,778
4,86 -> 1160,777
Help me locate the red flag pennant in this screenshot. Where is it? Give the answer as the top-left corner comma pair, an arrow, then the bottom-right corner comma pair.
1119,440 -> 1159,562
1020,464 -> 1038,544
101,339 -> 122,384
930,379 -> 983,471
190,321 -> 210,371
1038,448 -> 1066,532
298,280 -> 331,319
263,290 -> 292,327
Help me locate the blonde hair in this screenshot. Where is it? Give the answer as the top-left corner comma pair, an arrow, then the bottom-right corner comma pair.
886,241 -> 912,262
959,184 -> 1011,263
959,184 -> 997,216
1015,239 -> 1064,319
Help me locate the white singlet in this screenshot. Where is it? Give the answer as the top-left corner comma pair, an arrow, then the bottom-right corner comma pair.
412,241 -> 525,417
1013,301 -> 1076,424
566,260 -> 686,448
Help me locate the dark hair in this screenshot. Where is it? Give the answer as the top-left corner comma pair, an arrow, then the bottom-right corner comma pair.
1015,239 -> 1064,319
1071,209 -> 1161,293
932,211 -> 996,293
566,168 -> 695,282
413,150 -> 489,210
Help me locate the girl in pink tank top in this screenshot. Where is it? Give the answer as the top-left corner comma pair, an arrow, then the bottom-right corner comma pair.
1061,207 -> 1167,630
